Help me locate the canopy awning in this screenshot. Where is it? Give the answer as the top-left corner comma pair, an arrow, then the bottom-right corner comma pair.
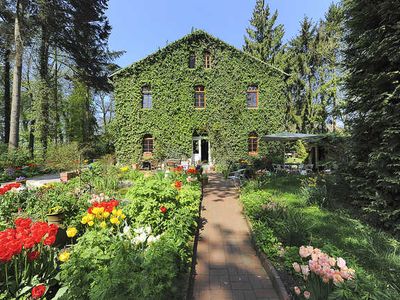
262,132 -> 323,142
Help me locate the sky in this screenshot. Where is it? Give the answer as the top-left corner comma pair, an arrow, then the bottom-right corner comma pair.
106,0 -> 338,68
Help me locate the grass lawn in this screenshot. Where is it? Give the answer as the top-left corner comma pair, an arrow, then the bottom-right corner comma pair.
241,175 -> 400,299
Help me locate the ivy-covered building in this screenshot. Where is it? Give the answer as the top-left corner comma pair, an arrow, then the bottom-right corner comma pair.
110,30 -> 286,168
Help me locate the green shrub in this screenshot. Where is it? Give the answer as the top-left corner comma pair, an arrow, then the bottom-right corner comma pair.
44,142 -> 81,171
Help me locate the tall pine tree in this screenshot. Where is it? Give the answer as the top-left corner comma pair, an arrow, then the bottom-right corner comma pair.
244,0 -> 284,65
344,0 -> 400,232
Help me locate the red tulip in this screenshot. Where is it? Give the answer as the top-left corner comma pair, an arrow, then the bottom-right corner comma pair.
31,284 -> 46,299
160,206 -> 167,214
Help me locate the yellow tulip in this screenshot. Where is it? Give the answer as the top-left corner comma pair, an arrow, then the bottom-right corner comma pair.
100,221 -> 107,229
112,209 -> 117,216
103,211 -> 110,218
81,216 -> 88,224
58,251 -> 70,262
66,227 -> 78,238
87,214 -> 94,221
116,209 -> 123,217
110,217 -> 120,225
88,220 -> 94,226
120,214 -> 126,220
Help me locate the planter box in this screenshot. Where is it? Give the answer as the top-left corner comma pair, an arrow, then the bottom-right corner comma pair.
60,171 -> 78,182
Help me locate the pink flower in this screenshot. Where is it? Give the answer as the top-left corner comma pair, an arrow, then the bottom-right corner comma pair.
337,257 -> 346,269
333,272 -> 344,285
292,262 -> 301,273
304,291 -> 311,299
299,246 -> 313,258
294,286 -> 301,295
328,257 -> 336,267
301,265 -> 310,277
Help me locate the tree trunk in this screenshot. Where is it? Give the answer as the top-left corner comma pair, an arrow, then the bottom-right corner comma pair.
2,49 -> 11,144
39,23 -> 50,155
9,0 -> 23,150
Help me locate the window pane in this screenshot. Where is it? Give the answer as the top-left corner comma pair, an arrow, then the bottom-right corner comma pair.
143,94 -> 152,108
144,138 -> 153,153
189,55 -> 195,68
193,140 -> 199,154
247,93 -> 257,107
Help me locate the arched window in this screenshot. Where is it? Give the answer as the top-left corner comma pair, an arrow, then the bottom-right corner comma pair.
143,134 -> 154,154
204,51 -> 211,69
194,86 -> 205,108
248,132 -> 258,155
189,53 -> 196,68
246,85 -> 258,108
142,85 -> 152,109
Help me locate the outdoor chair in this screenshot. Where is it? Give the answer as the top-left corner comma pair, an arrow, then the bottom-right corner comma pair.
228,168 -> 247,187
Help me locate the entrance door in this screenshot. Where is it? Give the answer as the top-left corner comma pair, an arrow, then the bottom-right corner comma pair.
201,139 -> 209,162
192,136 -> 210,164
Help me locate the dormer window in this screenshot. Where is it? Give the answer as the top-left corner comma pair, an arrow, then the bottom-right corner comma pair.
142,85 -> 152,109
204,51 -> 211,69
246,85 -> 258,108
194,86 -> 205,108
189,53 -> 196,68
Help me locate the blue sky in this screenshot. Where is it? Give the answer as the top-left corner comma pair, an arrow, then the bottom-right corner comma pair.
107,0 -> 338,68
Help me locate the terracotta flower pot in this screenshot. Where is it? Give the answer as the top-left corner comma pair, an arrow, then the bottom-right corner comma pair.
47,212 -> 64,226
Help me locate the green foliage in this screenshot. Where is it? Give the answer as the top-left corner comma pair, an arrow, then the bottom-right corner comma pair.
44,142 -> 81,171
89,235 -> 182,300
112,31 -> 286,166
294,140 -> 307,161
124,175 -> 201,235
243,0 -> 285,65
343,0 -> 400,234
241,175 -> 400,298
0,143 -> 31,169
65,80 -> 97,145
283,3 -> 344,133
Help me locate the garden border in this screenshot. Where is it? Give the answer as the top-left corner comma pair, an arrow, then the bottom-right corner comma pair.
240,200 -> 291,300
185,182 -> 205,300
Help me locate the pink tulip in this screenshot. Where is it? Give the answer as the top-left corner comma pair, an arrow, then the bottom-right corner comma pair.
301,265 -> 310,277
294,286 -> 301,295
304,291 -> 311,299
337,257 -> 346,269
292,262 -> 301,273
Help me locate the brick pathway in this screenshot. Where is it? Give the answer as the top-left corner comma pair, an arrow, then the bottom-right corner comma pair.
192,173 -> 280,300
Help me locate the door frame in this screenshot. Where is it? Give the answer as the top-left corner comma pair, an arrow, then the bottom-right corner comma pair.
192,135 -> 212,165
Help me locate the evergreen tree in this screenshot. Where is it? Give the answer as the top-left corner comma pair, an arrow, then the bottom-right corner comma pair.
344,0 -> 400,232
244,0 -> 284,65
284,17 -> 320,133
66,79 -> 97,144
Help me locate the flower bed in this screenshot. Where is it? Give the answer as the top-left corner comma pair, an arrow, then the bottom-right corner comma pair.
240,175 -> 400,299
0,164 -> 52,184
0,163 -> 202,299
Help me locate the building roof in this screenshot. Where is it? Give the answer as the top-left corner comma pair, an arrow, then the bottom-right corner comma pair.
109,29 -> 288,79
262,132 -> 324,142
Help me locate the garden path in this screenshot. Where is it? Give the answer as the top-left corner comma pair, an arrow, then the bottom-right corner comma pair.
192,173 -> 279,300
1,173 -> 60,188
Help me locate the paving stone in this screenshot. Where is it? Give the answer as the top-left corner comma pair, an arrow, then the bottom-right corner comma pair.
192,174 -> 279,300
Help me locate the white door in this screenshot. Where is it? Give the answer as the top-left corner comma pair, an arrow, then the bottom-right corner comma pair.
192,138 -> 201,164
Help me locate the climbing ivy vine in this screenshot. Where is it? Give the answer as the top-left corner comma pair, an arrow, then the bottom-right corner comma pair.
112,31 -> 286,169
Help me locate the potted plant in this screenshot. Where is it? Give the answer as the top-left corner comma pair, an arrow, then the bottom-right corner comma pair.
47,206 -> 64,225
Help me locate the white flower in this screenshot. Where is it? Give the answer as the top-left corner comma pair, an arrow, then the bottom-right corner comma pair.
123,225 -> 132,239
147,235 -> 161,243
